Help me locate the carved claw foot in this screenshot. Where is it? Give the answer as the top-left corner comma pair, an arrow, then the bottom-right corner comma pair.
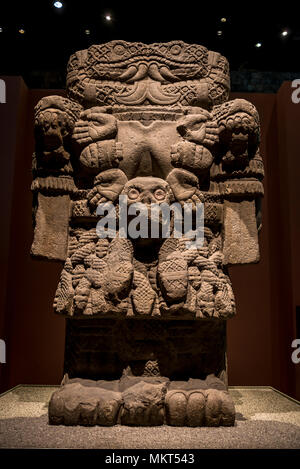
48,382 -> 123,426
165,388 -> 235,427
49,375 -> 235,427
49,377 -> 167,427
165,375 -> 235,427
120,381 -> 167,426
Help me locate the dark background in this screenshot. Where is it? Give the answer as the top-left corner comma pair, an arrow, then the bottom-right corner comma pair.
0,2 -> 300,399
1,1 -> 300,88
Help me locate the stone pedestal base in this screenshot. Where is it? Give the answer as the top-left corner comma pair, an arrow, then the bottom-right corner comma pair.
48,374 -> 235,427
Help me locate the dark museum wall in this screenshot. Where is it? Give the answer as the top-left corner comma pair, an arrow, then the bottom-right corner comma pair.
0,77 -> 299,400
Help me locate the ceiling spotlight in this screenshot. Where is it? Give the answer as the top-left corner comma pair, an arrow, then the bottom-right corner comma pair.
54,1 -> 63,8
221,17 -> 227,22
0,27 -> 3,33
105,14 -> 112,21
281,30 -> 288,37
85,29 -> 90,35
255,42 -> 262,48
19,29 -> 25,34
217,30 -> 223,36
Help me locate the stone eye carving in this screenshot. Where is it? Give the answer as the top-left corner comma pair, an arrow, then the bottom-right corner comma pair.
153,188 -> 166,201
170,44 -> 182,55
113,43 -> 126,55
127,187 -> 140,200
122,178 -> 171,206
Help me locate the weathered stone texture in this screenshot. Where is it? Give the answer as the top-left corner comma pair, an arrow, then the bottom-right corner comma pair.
49,375 -> 234,427
49,382 -> 122,426
31,40 -> 264,426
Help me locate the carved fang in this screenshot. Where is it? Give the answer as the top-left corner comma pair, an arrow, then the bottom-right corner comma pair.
148,63 -> 165,82
159,66 -> 177,82
118,65 -> 138,82
127,63 -> 148,83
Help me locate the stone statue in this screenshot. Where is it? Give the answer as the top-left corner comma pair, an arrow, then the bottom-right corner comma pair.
31,41 -> 264,426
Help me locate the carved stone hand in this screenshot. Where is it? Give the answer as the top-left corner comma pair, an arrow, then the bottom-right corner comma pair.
73,107 -> 117,145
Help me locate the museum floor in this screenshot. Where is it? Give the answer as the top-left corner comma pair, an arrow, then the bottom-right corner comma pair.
0,386 -> 299,449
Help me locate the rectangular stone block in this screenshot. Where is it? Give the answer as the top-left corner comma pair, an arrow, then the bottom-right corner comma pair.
223,199 -> 260,265
31,193 -> 70,261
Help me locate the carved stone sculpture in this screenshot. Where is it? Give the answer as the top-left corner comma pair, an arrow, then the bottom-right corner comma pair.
31,41 -> 264,426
